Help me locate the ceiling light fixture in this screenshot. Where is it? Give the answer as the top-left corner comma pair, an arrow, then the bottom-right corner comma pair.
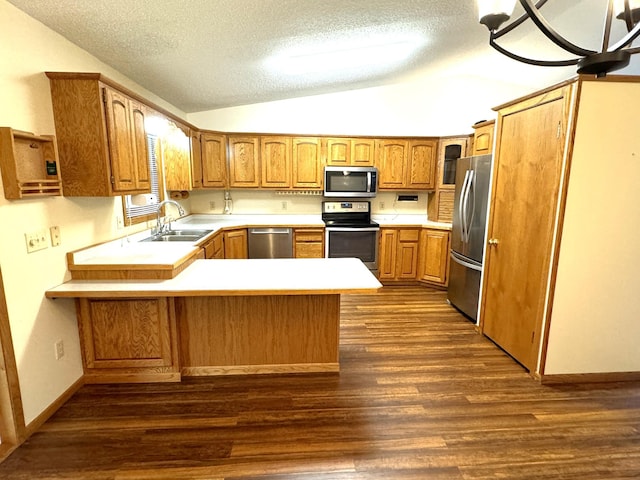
478,0 -> 640,76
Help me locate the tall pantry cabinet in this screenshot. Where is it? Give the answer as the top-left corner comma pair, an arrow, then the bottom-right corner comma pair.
480,76 -> 640,379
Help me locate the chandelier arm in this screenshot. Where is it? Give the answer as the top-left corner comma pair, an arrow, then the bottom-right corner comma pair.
623,0 -> 634,31
489,37 -> 579,67
608,21 -> 640,51
519,0 -> 596,56
493,0 -> 549,39
600,0 -> 615,52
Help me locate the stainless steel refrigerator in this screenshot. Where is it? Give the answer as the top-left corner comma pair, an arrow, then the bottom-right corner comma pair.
447,154 -> 492,321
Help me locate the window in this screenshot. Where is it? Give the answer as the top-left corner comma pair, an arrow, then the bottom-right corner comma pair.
123,135 -> 164,225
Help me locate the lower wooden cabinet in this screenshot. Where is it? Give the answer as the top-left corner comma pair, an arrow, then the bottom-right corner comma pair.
378,228 -> 420,281
294,228 -> 324,258
224,228 -> 248,259
201,231 -> 224,259
418,229 -> 450,286
379,227 -> 450,286
77,297 -> 180,383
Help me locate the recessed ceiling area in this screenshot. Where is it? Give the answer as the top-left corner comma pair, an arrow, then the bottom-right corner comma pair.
8,0 -> 640,112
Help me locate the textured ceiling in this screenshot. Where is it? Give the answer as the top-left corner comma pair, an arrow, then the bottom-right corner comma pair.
8,0 -> 640,112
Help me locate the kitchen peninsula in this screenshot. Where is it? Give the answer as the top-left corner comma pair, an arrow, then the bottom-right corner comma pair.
46,256 -> 382,384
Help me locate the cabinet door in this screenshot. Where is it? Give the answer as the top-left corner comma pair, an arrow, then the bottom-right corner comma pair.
351,138 -> 375,166
162,123 -> 192,191
482,90 -> 568,371
407,139 -> 437,189
419,229 -> 450,285
201,132 -> 227,188
376,139 -> 408,189
326,138 -> 350,166
224,229 -> 248,259
396,229 -> 420,279
437,137 -> 468,189
130,101 -> 150,190
190,131 -> 203,189
104,88 -> 137,192
378,228 -> 398,279
472,122 -> 494,155
228,136 -> 260,187
292,137 -> 322,189
261,136 -> 291,188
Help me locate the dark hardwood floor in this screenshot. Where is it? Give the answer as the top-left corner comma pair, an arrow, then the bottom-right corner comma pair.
1,286 -> 639,479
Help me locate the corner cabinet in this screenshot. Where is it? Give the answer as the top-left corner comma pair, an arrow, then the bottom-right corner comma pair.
46,73 -> 151,196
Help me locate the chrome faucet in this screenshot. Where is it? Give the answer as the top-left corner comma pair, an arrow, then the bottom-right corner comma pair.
155,199 -> 185,234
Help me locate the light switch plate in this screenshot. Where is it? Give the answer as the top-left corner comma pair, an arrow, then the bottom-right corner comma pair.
25,229 -> 49,253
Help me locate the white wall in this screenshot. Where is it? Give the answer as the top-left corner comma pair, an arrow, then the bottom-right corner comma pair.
544,81 -> 640,374
0,0 -> 187,424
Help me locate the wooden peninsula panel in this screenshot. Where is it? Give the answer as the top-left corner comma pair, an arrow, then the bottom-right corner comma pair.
177,295 -> 340,375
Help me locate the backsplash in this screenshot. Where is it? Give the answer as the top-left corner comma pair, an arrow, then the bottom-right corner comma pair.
189,190 -> 428,216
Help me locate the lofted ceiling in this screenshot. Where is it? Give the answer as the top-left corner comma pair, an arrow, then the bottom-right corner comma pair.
8,0 -> 640,113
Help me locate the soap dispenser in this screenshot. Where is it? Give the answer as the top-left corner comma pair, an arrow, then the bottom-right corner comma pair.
223,190 -> 233,214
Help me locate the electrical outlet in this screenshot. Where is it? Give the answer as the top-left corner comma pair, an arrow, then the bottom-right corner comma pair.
379,201 -> 385,210
25,229 -> 49,253
55,339 -> 64,360
50,226 -> 61,247
281,201 -> 288,211
115,215 -> 124,230
209,201 -> 216,210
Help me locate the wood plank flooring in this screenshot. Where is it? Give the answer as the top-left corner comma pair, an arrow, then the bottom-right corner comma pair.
1,285 -> 639,479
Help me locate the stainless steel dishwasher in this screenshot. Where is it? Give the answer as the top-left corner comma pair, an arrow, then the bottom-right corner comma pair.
248,227 -> 293,258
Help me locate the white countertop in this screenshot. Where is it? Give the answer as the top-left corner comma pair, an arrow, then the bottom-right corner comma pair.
47,258 -> 382,298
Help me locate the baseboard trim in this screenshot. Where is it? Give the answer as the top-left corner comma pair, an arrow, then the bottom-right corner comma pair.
540,371 -> 640,384
182,363 -> 340,376
25,375 -> 85,437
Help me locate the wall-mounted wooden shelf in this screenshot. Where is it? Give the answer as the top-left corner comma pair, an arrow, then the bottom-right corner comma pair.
0,127 -> 62,199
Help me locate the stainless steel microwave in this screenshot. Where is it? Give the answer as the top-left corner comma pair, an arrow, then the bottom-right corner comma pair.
323,166 -> 378,198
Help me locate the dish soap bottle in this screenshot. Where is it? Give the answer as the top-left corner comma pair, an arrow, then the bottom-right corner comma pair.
223,190 -> 233,214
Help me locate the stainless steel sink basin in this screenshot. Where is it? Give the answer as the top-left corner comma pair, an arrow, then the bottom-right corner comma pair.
141,229 -> 212,242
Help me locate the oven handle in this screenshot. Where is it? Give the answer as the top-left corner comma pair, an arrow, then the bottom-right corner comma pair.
325,227 -> 380,232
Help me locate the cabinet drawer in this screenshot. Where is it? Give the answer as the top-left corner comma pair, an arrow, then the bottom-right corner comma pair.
398,229 -> 420,242
295,229 -> 324,243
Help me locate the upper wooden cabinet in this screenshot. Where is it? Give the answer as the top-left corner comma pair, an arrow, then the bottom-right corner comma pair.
200,132 -> 227,188
261,136 -> 291,188
471,120 -> 495,155
376,138 -> 437,190
162,122 -> 192,192
190,131 -> 203,189
47,73 -> 151,196
326,138 -> 375,166
376,139 -> 408,189
437,136 -> 469,190
228,135 -> 260,188
292,137 -> 322,188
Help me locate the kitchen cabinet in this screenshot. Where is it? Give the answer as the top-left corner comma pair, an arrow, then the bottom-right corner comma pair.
376,138 -> 437,190
378,228 -> 420,281
162,121 -> 192,192
326,138 -> 375,166
261,136 -> 291,188
76,297 -> 179,383
201,132 -> 228,188
224,228 -> 248,259
190,130 -> 203,189
292,137 -> 323,189
228,135 -> 260,188
471,120 -> 495,155
428,135 -> 469,223
201,231 -> 224,259
47,73 -> 151,196
0,128 -> 62,199
294,228 -> 324,258
418,228 -> 450,286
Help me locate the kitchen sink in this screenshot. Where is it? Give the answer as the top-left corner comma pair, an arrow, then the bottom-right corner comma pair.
141,229 -> 212,242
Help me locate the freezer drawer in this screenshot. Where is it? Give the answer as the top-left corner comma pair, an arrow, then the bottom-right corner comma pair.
447,252 -> 482,321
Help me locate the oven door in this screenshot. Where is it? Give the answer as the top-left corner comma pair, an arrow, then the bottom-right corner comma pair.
325,227 -> 379,273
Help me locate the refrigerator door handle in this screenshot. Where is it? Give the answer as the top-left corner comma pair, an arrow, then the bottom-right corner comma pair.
450,251 -> 482,271
464,170 -> 475,243
459,170 -> 471,242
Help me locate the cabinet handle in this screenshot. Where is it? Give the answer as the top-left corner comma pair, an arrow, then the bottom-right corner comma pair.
488,238 -> 499,246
